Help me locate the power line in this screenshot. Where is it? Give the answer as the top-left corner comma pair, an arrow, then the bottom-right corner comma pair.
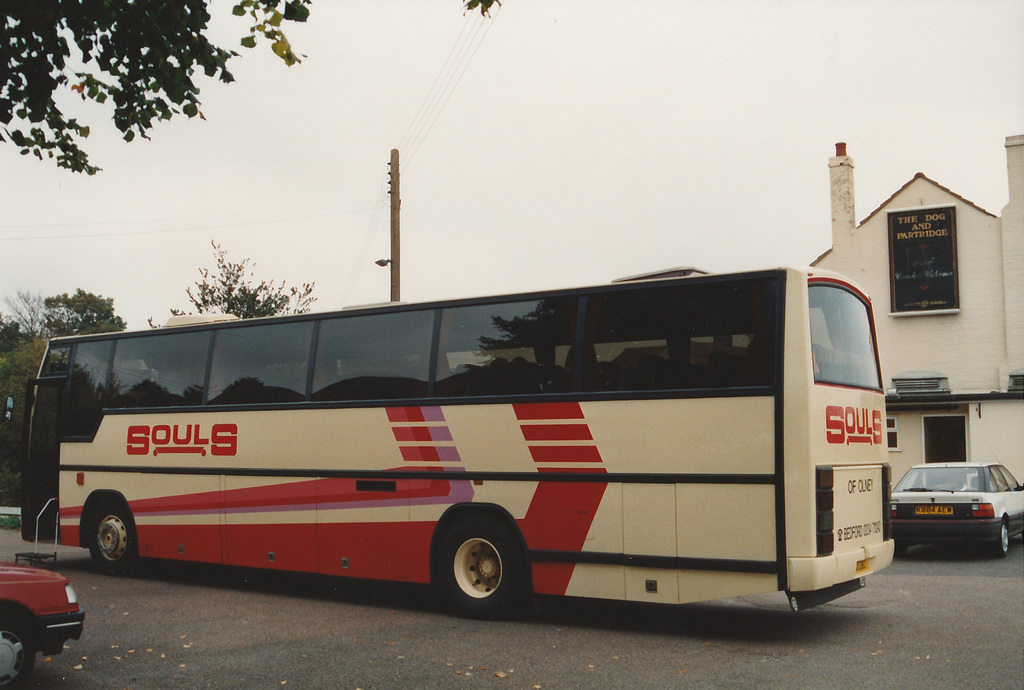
0,200 -> 379,231
400,6 -> 500,168
0,204 -> 381,242
340,165 -> 391,305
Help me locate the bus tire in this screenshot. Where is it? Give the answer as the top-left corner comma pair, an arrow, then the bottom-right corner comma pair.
436,515 -> 527,620
0,610 -> 37,687
88,503 -> 139,576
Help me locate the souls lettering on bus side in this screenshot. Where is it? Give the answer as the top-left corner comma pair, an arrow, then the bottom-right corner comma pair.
126,423 -> 238,457
824,405 -> 882,446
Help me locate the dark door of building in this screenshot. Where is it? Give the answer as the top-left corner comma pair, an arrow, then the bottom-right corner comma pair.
923,414 -> 967,463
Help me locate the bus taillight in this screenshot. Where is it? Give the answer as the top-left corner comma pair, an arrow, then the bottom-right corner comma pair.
882,464 -> 892,540
816,466 -> 834,555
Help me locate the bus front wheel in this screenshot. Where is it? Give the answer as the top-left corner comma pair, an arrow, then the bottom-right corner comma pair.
436,516 -> 527,620
89,505 -> 139,575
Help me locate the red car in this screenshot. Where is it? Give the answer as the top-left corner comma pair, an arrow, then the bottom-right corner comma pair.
0,564 -> 84,686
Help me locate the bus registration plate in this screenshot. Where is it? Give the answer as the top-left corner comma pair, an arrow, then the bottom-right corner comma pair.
914,505 -> 953,515
855,558 -> 869,574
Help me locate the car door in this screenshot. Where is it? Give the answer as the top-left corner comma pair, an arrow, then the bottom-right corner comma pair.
993,465 -> 1024,535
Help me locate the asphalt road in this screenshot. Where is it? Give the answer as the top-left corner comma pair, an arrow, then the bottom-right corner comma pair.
3,529 -> 1021,689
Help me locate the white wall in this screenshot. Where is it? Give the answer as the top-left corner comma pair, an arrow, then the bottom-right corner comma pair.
818,137 -> 1023,484
815,179 -> 1006,393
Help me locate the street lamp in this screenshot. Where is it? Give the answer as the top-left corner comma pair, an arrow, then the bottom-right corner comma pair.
375,258 -> 398,301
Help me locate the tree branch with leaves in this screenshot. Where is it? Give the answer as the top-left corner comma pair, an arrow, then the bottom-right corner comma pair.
170,241 -> 316,321
1,1 -> 499,175
1,0 -> 311,174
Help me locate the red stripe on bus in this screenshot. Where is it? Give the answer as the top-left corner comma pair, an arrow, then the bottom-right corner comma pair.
223,480 -> 318,512
387,407 -> 426,422
400,446 -> 442,462
136,523 -> 224,564
392,426 -> 453,442
528,445 -> 603,463
393,426 -> 434,442
130,488 -> 226,515
519,479 -> 608,596
513,402 -> 585,420
520,423 -> 594,441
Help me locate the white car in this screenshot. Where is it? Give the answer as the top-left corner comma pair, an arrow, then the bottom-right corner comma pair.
891,462 -> 1024,558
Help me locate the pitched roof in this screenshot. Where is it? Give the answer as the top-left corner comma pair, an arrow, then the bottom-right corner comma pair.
859,172 -> 997,226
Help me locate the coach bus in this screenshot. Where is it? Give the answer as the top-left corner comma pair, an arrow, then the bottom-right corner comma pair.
19,267 -> 893,617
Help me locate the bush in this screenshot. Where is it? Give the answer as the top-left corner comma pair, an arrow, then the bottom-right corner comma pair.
0,464 -> 20,506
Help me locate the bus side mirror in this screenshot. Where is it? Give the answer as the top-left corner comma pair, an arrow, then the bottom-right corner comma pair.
2,396 -> 13,422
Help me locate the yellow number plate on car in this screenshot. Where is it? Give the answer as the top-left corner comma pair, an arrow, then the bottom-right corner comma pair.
915,505 -> 953,515
856,559 -> 869,573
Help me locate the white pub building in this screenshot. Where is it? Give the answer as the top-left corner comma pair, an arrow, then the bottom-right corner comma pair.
813,135 -> 1023,481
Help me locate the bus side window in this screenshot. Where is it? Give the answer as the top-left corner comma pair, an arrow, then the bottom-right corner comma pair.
583,280 -> 770,393
434,298 -> 574,398
208,322 -> 314,405
41,346 -> 71,375
312,310 -> 433,402
65,340 -> 113,437
109,331 -> 209,408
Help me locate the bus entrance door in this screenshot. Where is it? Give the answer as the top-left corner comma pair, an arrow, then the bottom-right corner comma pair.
20,378 -> 64,543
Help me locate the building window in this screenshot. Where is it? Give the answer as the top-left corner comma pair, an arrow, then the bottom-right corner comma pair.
886,416 -> 900,451
922,414 -> 967,463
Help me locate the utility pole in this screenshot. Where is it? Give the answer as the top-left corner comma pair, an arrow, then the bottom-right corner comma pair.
389,148 -> 401,302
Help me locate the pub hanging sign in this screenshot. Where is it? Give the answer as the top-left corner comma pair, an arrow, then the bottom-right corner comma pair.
888,206 -> 959,313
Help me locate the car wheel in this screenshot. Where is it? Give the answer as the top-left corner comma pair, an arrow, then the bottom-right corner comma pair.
89,503 -> 139,575
989,519 -> 1009,559
894,540 -> 909,557
436,515 -> 528,619
0,616 -> 37,687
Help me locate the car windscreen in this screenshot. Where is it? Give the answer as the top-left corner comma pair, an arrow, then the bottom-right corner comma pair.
895,466 -> 987,493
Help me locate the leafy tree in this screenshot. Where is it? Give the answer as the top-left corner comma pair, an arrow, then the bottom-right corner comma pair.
0,317 -> 27,356
466,0 -> 500,14
2,1 -> 497,176
2,291 -> 47,342
43,289 -> 127,336
172,241 -> 316,320
1,0 -> 312,174
3,289 -> 125,340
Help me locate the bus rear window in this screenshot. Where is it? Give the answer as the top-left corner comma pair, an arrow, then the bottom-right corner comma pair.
808,284 -> 881,390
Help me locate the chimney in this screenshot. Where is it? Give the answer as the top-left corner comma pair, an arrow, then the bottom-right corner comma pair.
829,142 -> 856,237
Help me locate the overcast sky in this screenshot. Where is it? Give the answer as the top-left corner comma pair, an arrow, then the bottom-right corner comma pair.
2,0 -> 1022,330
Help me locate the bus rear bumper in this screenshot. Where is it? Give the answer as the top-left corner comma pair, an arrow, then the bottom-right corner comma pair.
787,539 -> 894,594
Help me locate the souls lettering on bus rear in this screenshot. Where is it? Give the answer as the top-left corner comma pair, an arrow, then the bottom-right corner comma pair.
825,406 -> 882,446
127,424 -> 238,457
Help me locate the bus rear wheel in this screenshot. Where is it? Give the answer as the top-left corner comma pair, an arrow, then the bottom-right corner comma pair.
436,516 -> 527,620
89,505 -> 139,575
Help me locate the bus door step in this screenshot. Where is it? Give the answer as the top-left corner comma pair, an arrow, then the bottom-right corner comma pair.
15,551 -> 57,569
15,497 -> 60,568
